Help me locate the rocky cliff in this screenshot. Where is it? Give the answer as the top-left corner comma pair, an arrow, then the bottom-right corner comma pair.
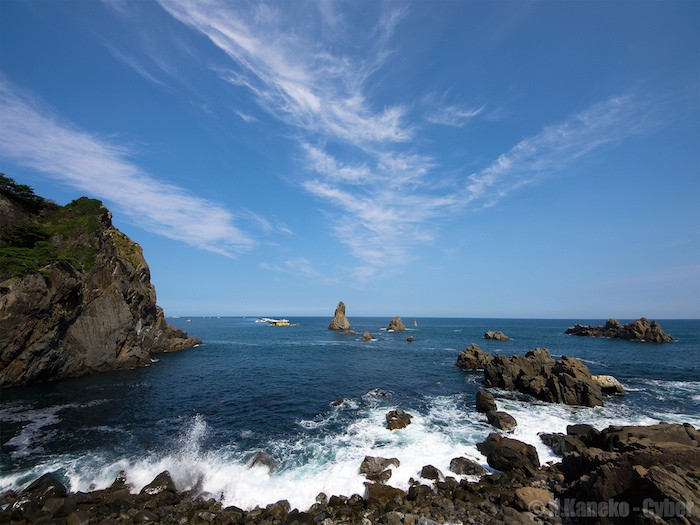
0,176 -> 200,388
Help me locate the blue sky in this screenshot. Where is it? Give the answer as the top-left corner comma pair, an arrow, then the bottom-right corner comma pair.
1,0 -> 698,318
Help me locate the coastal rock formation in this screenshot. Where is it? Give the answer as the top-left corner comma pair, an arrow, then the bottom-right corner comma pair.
0,178 -> 200,388
386,316 -> 406,331
455,343 -> 493,370
5,422 -> 699,525
484,330 -> 510,341
565,317 -> 673,342
558,423 -> 700,521
362,331 -> 373,341
483,348 -> 605,407
328,301 -> 351,330
385,409 -> 412,430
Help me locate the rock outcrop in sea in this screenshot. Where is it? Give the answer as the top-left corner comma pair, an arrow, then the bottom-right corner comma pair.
386,316 -> 406,331
0,176 -> 200,388
565,317 -> 673,342
328,301 -> 351,330
484,330 -> 510,341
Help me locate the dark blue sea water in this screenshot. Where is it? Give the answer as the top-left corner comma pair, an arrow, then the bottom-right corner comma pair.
1,317 -> 698,509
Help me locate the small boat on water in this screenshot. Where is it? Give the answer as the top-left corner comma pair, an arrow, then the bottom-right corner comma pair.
256,317 -> 298,326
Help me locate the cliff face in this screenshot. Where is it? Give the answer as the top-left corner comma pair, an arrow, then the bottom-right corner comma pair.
0,178 -> 200,388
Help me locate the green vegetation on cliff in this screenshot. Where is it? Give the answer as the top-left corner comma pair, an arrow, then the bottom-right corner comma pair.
0,175 -> 104,280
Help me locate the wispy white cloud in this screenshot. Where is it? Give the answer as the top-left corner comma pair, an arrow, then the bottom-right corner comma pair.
146,1 -> 657,280
0,77 -> 254,256
464,94 -> 653,207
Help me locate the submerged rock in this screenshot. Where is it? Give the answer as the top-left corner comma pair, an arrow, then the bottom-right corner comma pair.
328,301 -> 351,330
565,317 -> 673,342
249,451 -> 278,472
386,316 -> 406,332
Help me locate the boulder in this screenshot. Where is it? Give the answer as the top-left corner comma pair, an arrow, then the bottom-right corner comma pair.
359,456 -> 400,483
406,335 -> 414,342
364,483 -> 405,510
484,331 -> 510,341
513,487 -> 554,513
455,343 -> 493,370
483,349 -> 604,407
362,331 -> 373,342
386,316 -> 406,332
448,457 -> 488,476
565,317 -> 673,342
420,465 -> 442,480
475,390 -> 497,413
591,375 -> 625,395
486,410 -> 518,432
386,409 -> 413,430
476,433 -> 540,474
538,433 -> 587,456
328,301 -> 351,330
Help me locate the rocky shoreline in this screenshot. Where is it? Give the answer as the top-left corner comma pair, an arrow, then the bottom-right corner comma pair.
2,422 -> 697,525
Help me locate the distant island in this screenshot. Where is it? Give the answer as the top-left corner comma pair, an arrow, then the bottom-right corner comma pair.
0,175 -> 200,388
565,317 -> 673,343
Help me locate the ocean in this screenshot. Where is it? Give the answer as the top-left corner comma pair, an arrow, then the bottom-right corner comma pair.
1,317 -> 698,511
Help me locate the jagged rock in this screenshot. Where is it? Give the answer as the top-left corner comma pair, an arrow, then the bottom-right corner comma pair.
538,432 -> 586,456
386,316 -> 406,332
361,331 -> 373,341
483,348 -> 604,407
249,451 -> 277,472
360,456 -> 400,483
448,457 -> 488,476
455,343 -> 493,370
476,433 -> 540,474
386,409 -> 413,430
486,410 -> 518,432
484,330 -> 510,341
565,317 -> 673,342
0,182 -> 200,388
475,390 -> 497,413
591,374 -> 626,395
328,301 -> 351,330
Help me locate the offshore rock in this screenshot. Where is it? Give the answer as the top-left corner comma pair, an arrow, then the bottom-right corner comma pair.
483,348 -> 604,407
328,301 -> 351,330
484,330 -> 510,341
0,182 -> 200,388
386,316 -> 406,331
455,343 -> 493,370
386,409 -> 413,430
362,331 -> 373,341
360,456 -> 400,483
565,317 -> 673,342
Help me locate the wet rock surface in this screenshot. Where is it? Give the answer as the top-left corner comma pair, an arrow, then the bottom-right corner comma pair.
3,422 -> 698,524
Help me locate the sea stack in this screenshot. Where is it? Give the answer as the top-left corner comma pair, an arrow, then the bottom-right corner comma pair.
386,316 -> 406,332
328,301 -> 351,330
